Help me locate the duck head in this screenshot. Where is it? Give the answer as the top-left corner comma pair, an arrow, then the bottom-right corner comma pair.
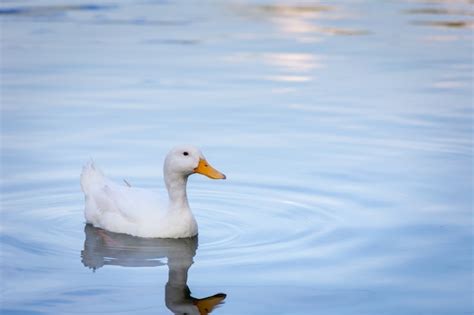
164,145 -> 226,180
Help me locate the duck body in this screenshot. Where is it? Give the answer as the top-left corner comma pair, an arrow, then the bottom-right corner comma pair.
81,166 -> 197,238
80,145 -> 225,238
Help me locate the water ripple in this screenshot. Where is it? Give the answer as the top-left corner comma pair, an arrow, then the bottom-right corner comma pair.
1,180 -> 344,269
191,183 -> 340,266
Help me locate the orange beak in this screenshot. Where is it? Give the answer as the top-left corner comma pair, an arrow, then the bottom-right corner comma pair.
193,158 -> 226,179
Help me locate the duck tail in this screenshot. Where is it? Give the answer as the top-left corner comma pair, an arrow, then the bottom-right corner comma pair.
80,159 -> 105,194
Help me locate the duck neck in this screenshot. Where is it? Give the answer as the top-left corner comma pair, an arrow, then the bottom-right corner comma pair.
164,172 -> 190,211
167,256 -> 191,286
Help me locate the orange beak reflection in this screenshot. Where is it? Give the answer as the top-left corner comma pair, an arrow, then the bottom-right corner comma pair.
193,293 -> 227,315
194,158 -> 226,180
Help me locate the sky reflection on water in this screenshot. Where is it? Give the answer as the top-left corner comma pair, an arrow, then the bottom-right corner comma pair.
0,0 -> 472,314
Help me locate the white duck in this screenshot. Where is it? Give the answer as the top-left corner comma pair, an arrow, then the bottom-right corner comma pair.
80,145 -> 226,238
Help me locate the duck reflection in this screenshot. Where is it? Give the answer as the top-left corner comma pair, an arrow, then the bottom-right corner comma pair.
81,224 -> 226,315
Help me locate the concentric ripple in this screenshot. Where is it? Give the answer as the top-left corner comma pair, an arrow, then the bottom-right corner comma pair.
1,179 -> 344,268
190,180 -> 342,266
1,186 -> 85,259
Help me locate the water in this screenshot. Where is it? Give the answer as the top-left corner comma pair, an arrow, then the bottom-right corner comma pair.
0,0 -> 472,314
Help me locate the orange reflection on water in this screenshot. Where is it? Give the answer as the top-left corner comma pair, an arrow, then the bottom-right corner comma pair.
405,0 -> 473,31
228,2 -> 368,42
224,52 -> 324,83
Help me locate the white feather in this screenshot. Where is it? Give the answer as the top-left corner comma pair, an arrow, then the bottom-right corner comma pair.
80,145 -> 225,238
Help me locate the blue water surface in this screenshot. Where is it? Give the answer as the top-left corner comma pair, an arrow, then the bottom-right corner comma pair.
1,1 -> 472,314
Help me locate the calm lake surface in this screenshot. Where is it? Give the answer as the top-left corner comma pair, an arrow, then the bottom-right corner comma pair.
1,0 -> 472,314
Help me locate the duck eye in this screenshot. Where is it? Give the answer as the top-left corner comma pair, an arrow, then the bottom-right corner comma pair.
183,152 -> 189,156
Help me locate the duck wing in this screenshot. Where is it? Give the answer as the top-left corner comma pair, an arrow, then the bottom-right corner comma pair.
81,161 -> 166,226
100,182 -> 165,222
